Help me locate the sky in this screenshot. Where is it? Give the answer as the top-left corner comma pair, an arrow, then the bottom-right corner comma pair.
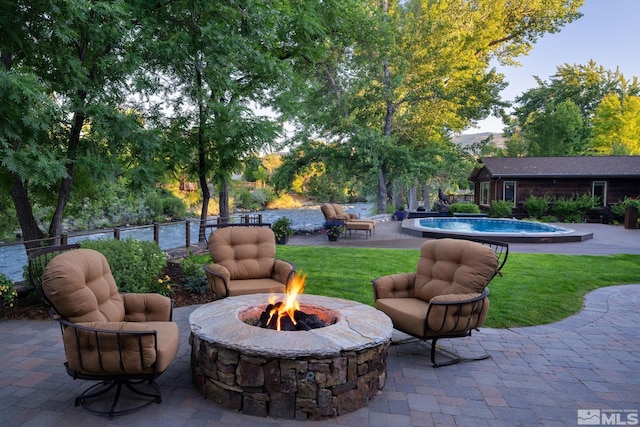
463,0 -> 640,135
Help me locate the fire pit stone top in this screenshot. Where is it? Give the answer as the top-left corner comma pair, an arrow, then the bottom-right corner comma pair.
189,293 -> 393,358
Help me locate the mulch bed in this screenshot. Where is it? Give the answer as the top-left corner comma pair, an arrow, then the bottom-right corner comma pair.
0,262 -> 218,321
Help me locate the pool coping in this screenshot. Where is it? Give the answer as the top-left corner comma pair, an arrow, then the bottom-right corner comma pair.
401,218 -> 594,243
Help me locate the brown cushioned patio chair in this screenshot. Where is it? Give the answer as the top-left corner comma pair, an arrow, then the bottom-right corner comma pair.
204,226 -> 295,298
42,248 -> 180,418
372,238 -> 508,367
320,203 -> 377,237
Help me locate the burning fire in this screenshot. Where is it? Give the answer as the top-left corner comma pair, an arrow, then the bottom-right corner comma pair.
267,271 -> 306,331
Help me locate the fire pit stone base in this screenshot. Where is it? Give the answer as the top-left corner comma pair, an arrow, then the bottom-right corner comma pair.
189,294 -> 393,420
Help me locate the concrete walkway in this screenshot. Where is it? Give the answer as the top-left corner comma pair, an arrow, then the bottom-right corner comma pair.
1,221 -> 639,426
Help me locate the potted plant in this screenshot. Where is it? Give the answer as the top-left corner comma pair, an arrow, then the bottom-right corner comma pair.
394,206 -> 407,221
323,220 -> 346,241
272,216 -> 294,244
0,273 -> 18,313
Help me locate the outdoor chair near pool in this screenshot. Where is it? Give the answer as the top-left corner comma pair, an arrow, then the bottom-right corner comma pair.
320,203 -> 377,238
372,237 -> 508,367
204,226 -> 296,298
41,248 -> 180,418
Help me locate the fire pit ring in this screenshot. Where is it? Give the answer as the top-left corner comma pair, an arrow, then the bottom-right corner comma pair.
189,293 -> 393,419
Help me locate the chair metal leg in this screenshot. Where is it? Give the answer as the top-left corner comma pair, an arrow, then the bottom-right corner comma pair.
430,338 -> 491,368
75,379 -> 161,419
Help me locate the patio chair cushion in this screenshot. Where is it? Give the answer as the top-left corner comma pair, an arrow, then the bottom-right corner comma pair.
208,227 -> 276,280
414,238 -> 498,302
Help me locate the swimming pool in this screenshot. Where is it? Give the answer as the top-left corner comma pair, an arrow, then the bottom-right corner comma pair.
418,217 -> 573,234
401,217 -> 590,243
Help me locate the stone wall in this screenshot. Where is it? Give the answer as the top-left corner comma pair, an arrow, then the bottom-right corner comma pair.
190,334 -> 389,420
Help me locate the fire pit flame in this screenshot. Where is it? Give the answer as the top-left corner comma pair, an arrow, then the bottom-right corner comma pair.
256,272 -> 328,331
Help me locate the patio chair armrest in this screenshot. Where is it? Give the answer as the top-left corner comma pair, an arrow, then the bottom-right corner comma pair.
372,272 -> 417,300
204,262 -> 231,297
123,293 -> 173,322
425,289 -> 490,334
273,258 -> 295,286
59,319 -> 158,374
428,288 -> 489,306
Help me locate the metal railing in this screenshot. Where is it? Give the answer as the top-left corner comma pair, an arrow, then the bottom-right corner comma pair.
0,214 -> 268,283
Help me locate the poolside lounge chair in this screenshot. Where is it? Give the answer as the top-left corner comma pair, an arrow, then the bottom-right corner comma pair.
320,203 -> 377,238
372,237 -> 508,367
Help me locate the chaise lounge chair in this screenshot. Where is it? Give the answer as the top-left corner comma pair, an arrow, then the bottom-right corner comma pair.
320,203 -> 377,238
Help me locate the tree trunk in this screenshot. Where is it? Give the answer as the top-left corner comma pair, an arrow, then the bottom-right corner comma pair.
408,185 -> 418,211
9,173 -> 47,250
219,179 -> 230,219
422,184 -> 431,210
377,0 -> 393,216
48,110 -> 84,239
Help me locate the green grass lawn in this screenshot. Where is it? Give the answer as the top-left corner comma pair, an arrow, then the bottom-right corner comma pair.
192,247 -> 640,329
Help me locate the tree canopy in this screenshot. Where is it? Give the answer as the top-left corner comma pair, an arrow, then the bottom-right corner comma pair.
504,61 -> 640,156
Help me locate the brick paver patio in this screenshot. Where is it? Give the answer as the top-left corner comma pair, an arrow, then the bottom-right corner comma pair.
1,221 -> 639,426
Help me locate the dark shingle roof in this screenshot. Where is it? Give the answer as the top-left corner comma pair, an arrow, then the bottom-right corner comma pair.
471,156 -> 640,179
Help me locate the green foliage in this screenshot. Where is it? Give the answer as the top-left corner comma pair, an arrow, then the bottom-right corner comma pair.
449,203 -> 480,214
79,238 -> 167,294
490,200 -> 513,218
505,61 -> 640,155
610,196 -> 640,216
551,193 -> 600,222
272,217 -> 294,240
180,256 -> 209,295
523,193 -> 551,219
322,221 -> 346,238
0,273 -> 18,309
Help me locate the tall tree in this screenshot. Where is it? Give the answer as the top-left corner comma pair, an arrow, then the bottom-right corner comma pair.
290,0 -> 584,214
1,1 -> 155,248
592,94 -> 640,155
145,0 -> 348,239
505,61 -> 640,155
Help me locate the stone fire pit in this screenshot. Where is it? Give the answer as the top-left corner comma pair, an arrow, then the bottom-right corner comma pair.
189,293 -> 393,420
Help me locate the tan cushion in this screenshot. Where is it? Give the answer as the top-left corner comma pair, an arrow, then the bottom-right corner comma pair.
414,239 -> 498,302
333,204 -> 377,226
43,249 -> 125,323
373,273 -> 416,299
346,222 -> 373,231
227,278 -> 287,296
376,298 -> 429,338
208,227 -> 276,280
63,321 -> 179,375
123,293 -> 173,322
427,293 -> 490,335
321,203 -> 341,220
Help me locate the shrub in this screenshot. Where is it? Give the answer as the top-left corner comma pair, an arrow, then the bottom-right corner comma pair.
80,238 -> 167,294
0,273 -> 18,309
552,193 -> 599,223
234,189 -> 255,210
180,256 -> 209,294
251,188 -> 270,207
523,194 -> 551,219
449,203 -> 480,214
490,200 -> 513,218
610,196 -> 640,216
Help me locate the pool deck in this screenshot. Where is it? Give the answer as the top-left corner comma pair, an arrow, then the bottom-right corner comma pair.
1,219 -> 639,426
287,218 -> 640,255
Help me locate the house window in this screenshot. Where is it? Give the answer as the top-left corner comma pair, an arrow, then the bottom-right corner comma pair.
503,181 -> 516,206
593,181 -> 606,206
480,182 -> 490,206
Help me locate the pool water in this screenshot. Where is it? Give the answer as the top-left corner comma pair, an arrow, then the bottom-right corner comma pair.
417,217 -> 573,235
